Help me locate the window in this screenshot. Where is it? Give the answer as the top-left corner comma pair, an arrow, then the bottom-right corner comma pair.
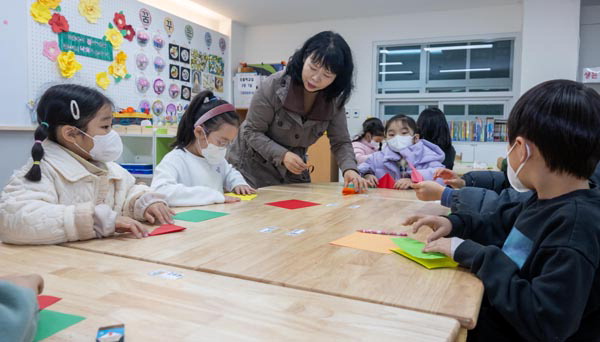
377,38 -> 514,94
374,35 -> 518,128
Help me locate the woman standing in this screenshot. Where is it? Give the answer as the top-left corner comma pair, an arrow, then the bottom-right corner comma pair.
228,31 -> 367,189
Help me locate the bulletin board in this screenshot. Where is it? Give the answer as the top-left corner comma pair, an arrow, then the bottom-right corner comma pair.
26,0 -> 229,125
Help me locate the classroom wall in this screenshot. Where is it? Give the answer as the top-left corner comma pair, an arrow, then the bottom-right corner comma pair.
241,4 -> 523,136
520,0 -> 581,93
579,4 -> 600,93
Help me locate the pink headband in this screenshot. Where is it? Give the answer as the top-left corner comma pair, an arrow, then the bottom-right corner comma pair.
194,104 -> 236,127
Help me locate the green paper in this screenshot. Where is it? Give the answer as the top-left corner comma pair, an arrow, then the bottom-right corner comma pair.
119,11 -> 123,14
108,23 -> 113,29
34,310 -> 85,341
125,74 -> 132,79
173,210 -> 228,222
59,32 -> 113,62
391,237 -> 447,259
55,5 -> 61,11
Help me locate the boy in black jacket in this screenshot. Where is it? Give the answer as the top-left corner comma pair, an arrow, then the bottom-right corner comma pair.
404,79 -> 600,341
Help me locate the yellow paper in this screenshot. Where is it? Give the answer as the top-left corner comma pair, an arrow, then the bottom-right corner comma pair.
391,248 -> 458,269
330,232 -> 397,254
224,193 -> 257,201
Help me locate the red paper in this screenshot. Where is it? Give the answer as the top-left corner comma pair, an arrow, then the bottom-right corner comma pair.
409,162 -> 424,183
149,224 -> 186,236
38,295 -> 61,310
266,199 -> 320,210
377,173 -> 395,189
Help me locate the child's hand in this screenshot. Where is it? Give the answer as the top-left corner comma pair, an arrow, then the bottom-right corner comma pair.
423,237 -> 452,256
411,181 -> 445,201
115,216 -> 148,238
0,274 -> 44,294
403,215 -> 452,242
394,178 -> 413,190
224,195 -> 241,203
365,174 -> 378,188
144,202 -> 175,225
433,168 -> 465,189
233,185 -> 256,195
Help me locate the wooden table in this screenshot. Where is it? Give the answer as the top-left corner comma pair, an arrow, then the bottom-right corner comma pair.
64,183 -> 483,329
0,245 -> 461,341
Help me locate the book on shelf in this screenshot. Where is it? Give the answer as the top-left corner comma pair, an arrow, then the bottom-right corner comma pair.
448,117 -> 507,143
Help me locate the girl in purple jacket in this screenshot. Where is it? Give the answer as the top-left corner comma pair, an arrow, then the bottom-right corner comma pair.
358,114 -> 445,189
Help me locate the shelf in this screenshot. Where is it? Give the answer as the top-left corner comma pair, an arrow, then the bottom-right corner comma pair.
156,134 -> 176,138
453,141 -> 507,144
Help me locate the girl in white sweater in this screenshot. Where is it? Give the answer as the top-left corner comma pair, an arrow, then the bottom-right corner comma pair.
151,91 -> 255,206
0,84 -> 173,244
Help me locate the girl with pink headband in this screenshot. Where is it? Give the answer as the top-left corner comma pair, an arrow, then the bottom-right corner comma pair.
151,91 -> 255,206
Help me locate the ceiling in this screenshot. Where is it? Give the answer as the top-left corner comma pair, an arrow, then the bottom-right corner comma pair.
193,0 -> 523,26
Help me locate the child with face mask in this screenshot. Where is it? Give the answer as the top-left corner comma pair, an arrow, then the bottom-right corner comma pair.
0,84 -> 173,244
352,117 -> 384,164
405,80 -> 600,341
151,91 -> 254,206
358,114 -> 445,189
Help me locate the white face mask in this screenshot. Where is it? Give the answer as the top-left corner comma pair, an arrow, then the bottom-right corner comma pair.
387,135 -> 413,153
368,140 -> 380,149
507,143 -> 531,192
198,132 -> 226,165
76,129 -> 123,162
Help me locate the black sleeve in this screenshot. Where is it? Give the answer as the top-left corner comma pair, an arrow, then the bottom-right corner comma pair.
447,200 -> 523,246
461,170 -> 509,194
450,187 -> 534,215
455,242 -> 596,341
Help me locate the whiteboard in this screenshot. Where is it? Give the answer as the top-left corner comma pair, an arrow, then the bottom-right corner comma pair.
25,0 -> 229,125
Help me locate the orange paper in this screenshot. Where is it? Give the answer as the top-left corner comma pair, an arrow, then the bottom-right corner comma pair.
329,232 -> 397,254
342,187 -> 359,195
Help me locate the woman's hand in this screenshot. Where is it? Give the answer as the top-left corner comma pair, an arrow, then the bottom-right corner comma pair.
343,170 -> 368,192
233,185 -> 256,195
283,152 -> 308,175
115,216 -> 148,238
144,202 -> 175,225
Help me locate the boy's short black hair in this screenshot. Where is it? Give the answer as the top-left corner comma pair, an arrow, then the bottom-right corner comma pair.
508,79 -> 600,179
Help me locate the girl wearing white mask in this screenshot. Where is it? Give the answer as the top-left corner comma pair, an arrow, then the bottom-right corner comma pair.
352,117 -> 385,164
152,91 -> 254,207
0,84 -> 173,245
358,114 -> 445,189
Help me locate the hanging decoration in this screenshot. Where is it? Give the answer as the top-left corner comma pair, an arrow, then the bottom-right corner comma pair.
137,30 -> 149,47
204,32 -> 212,50
78,0 -> 102,24
30,2 -> 52,24
58,31 -> 113,62
107,51 -> 131,82
139,8 -> 152,29
219,37 -> 226,54
136,76 -> 150,93
104,26 -> 124,50
42,41 -> 60,62
154,56 -> 166,73
163,17 -> 174,37
184,24 -> 194,44
57,51 -> 82,78
48,13 -> 69,33
96,71 -> 111,90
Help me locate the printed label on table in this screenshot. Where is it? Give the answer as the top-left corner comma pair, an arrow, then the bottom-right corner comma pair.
259,226 -> 279,233
286,229 -> 305,236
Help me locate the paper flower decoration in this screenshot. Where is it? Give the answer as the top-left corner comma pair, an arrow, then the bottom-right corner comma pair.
42,41 -> 60,61
48,13 -> 69,33
30,2 -> 52,24
39,0 -> 62,9
113,12 -> 126,30
115,51 -> 127,64
104,27 -> 123,50
57,51 -> 82,78
96,72 -> 110,90
108,51 -> 131,82
78,0 -> 101,24
123,25 -> 135,42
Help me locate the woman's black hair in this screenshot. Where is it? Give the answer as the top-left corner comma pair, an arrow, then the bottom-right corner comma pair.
285,31 -> 354,109
25,84 -> 113,182
385,114 -> 417,135
417,108 -> 452,150
172,90 -> 240,149
353,117 -> 384,142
